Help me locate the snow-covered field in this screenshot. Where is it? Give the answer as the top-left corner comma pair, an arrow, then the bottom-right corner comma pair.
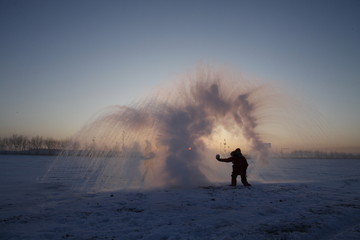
1,155 -> 359,240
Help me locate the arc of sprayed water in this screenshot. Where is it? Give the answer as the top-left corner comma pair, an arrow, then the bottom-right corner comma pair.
232,92 -> 269,162
43,68 -> 273,191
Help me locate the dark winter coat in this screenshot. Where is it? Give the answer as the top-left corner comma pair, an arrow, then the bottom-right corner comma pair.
218,154 -> 248,174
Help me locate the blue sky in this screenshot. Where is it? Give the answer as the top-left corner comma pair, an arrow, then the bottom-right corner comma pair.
1,0 -> 359,152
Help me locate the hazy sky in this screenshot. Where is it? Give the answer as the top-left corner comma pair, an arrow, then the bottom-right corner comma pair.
1,0 -> 359,152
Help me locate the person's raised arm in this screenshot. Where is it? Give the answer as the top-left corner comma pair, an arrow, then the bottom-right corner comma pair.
216,154 -> 232,162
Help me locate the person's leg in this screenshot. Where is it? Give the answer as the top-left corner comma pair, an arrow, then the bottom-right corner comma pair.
231,173 -> 237,186
240,168 -> 251,186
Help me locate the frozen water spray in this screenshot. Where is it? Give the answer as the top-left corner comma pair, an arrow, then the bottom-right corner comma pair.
43,66 -> 283,191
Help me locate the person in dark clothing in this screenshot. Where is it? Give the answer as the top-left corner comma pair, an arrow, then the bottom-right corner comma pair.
216,148 -> 251,187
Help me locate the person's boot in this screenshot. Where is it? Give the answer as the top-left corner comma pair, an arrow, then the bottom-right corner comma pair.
241,176 -> 251,187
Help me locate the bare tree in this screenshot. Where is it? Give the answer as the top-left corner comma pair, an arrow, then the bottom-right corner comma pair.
44,137 -> 58,150
0,138 -> 7,150
30,136 -> 44,150
7,135 -> 29,151
19,135 -> 29,151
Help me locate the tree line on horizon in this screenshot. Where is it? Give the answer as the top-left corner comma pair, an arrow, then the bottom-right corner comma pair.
274,150 -> 360,159
0,134 -> 80,152
0,134 -> 359,159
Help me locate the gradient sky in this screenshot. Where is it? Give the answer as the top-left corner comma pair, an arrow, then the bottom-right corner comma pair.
1,0 -> 359,152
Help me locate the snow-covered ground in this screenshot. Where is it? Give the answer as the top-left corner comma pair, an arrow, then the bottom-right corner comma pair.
1,155 -> 359,240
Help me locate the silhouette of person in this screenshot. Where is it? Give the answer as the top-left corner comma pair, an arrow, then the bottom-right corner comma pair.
216,148 -> 251,187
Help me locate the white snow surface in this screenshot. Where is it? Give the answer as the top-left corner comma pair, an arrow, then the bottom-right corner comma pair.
1,155 -> 360,240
